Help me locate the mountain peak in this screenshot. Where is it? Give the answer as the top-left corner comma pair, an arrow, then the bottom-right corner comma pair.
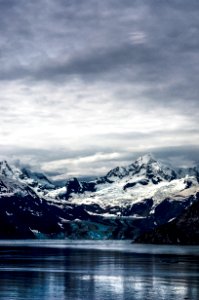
104,153 -> 178,183
134,153 -> 155,166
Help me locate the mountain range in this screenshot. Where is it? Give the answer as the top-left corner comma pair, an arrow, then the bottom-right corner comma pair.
0,154 -> 198,243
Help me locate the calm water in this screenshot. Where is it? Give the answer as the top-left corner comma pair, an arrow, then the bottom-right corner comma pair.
0,240 -> 198,300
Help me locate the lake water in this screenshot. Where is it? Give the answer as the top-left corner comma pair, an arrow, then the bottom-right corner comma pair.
0,240 -> 198,300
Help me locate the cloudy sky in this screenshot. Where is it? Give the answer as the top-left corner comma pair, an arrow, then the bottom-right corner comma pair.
0,0 -> 199,178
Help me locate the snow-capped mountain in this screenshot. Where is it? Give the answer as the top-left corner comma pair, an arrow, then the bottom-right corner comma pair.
0,154 -> 198,240
0,160 -> 55,196
50,154 -> 198,213
44,154 -> 199,240
0,175 -> 38,199
104,153 -> 177,182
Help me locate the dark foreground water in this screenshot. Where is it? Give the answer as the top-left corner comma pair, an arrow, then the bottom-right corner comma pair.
0,240 -> 198,300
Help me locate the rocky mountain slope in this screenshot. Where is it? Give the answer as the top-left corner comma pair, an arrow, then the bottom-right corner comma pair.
135,192 -> 199,245
0,154 -> 198,240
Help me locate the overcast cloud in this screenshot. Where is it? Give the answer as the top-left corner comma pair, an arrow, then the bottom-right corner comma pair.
0,0 -> 199,178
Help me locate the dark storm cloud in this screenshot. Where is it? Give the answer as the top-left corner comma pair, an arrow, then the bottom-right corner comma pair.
0,44 -> 159,80
27,44 -> 166,85
0,0 -> 198,109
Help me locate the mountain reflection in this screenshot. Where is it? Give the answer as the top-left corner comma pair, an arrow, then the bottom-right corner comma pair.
0,241 -> 198,300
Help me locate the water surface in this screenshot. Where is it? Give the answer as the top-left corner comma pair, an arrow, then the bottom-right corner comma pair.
0,240 -> 198,300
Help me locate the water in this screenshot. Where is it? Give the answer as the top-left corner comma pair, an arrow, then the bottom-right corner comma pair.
0,240 -> 198,300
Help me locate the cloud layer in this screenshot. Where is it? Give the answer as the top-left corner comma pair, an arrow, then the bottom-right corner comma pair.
0,0 -> 198,177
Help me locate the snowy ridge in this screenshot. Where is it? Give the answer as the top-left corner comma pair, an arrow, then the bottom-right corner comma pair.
68,175 -> 198,209
0,160 -> 54,197
104,154 -> 177,183
53,154 -> 198,212
0,174 -> 41,200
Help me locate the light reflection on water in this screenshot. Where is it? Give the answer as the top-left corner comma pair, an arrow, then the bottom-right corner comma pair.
0,240 -> 198,300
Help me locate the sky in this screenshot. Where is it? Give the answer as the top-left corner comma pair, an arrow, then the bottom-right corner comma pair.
0,0 -> 199,179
